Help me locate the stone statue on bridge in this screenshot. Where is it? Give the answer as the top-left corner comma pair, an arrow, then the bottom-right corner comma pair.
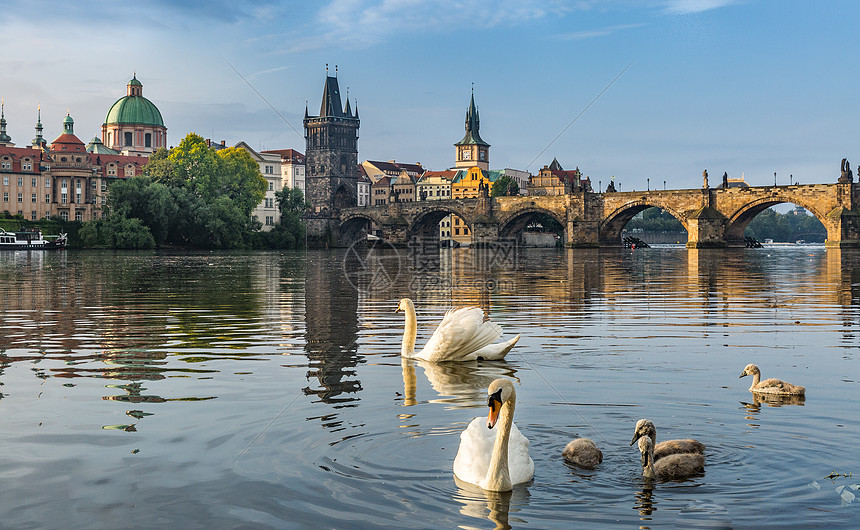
840,158 -> 853,183
703,169 -> 709,189
606,177 -> 616,193
722,172 -> 729,188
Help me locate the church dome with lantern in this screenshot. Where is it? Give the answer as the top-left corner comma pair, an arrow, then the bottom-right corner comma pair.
101,75 -> 167,156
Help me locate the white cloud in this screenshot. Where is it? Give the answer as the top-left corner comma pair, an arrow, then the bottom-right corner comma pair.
663,0 -> 738,15
557,23 -> 647,40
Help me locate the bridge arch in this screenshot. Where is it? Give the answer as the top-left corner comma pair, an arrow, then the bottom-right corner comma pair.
498,207 -> 566,244
724,193 -> 833,245
339,212 -> 381,246
409,203 -> 472,241
600,200 -> 689,245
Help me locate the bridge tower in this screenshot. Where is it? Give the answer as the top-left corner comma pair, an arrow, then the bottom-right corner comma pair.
454,88 -> 490,171
303,69 -> 360,243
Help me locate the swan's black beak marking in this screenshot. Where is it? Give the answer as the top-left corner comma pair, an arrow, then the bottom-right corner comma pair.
630,432 -> 641,446
487,389 -> 503,429
738,372 -> 746,379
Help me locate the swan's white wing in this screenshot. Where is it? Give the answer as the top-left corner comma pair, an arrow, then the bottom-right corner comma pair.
453,417 -> 534,488
471,334 -> 520,361
418,307 -> 502,362
507,423 -> 535,485
453,417 -> 493,487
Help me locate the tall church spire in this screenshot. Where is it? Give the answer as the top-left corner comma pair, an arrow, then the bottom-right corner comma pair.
32,105 -> 46,149
0,99 -> 12,145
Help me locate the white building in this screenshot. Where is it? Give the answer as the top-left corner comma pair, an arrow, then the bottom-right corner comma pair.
262,148 -> 305,195
235,142 -> 282,231
357,166 -> 371,207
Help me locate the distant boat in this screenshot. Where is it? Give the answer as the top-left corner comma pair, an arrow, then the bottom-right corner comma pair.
764,238 -> 774,244
796,239 -> 805,245
0,229 -> 67,250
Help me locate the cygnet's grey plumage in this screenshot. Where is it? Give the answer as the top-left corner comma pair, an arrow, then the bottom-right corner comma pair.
562,438 -> 603,469
638,436 -> 704,480
630,419 -> 704,461
739,363 -> 805,395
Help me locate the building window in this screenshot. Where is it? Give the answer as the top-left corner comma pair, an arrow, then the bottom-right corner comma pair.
125,165 -> 135,176
45,194 -> 50,203
108,165 -> 116,176
1,161 -> 10,170
75,211 -> 83,222
124,132 -> 133,146
31,177 -> 37,187
24,162 -> 32,171
145,133 -> 152,148
45,178 -> 50,188
107,132 -> 112,146
268,181 -> 274,191
31,211 -> 37,220
18,177 -> 24,186
265,216 -> 274,226
2,192 -> 7,202
31,193 -> 36,203
60,211 -> 69,221
61,194 -> 67,204
18,192 -> 23,202
2,176 -> 7,185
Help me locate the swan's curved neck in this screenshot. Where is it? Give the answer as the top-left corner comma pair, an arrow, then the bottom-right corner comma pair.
749,369 -> 761,389
400,302 -> 417,357
643,442 -> 656,479
484,389 -> 515,491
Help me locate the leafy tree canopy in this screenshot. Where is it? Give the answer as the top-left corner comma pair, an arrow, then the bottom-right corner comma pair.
491,175 -> 520,197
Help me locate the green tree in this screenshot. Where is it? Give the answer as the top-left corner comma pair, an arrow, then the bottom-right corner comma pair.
267,187 -> 309,249
103,214 -> 156,249
491,175 -> 520,197
217,147 -> 268,217
106,177 -> 175,245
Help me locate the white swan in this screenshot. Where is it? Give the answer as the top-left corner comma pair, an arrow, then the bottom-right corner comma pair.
630,419 -> 704,461
396,298 -> 520,362
739,363 -> 805,395
454,378 -> 534,491
637,436 -> 704,480
562,438 -> 603,469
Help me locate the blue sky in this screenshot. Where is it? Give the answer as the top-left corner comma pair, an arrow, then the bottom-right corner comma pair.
2,0 -> 859,191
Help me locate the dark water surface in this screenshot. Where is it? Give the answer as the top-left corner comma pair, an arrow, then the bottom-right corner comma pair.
1,247 -> 858,528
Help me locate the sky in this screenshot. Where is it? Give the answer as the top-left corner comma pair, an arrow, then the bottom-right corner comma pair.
2,0 -> 860,192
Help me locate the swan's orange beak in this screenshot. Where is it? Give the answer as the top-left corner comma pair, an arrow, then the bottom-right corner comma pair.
487,390 -> 503,429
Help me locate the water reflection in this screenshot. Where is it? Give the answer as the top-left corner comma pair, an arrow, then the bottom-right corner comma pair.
634,483 -> 655,520
303,251 -> 363,406
454,476 -> 530,529
400,358 -> 518,409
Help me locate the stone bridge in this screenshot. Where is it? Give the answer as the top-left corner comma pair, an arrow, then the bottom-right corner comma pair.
338,182 -> 860,248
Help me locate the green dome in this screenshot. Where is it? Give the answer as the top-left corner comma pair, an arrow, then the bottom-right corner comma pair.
104,94 -> 164,127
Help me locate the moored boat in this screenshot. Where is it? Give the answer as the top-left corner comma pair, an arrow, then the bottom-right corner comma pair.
0,229 -> 67,250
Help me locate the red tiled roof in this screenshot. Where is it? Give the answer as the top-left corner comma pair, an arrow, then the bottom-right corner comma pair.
261,148 -> 305,163
50,133 -> 86,152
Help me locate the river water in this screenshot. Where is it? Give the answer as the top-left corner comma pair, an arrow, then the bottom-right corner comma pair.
0,246 -> 858,528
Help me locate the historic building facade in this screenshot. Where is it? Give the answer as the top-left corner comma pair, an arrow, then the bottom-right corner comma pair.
1,107 -> 145,222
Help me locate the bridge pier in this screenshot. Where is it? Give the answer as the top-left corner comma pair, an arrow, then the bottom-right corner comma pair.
567,220 -> 599,247
824,207 -> 860,248
685,207 -> 728,248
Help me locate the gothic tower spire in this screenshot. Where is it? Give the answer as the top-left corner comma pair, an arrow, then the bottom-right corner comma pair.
0,99 -> 12,145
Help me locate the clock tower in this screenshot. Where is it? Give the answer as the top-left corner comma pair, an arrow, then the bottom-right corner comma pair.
454,89 -> 489,170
